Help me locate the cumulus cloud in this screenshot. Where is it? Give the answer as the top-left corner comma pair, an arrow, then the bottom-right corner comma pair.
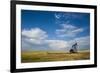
22,28 -> 48,39
22,28 -> 48,45
56,24 -> 84,37
45,40 -> 68,50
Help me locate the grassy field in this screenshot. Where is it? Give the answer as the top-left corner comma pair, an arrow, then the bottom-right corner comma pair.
21,50 -> 90,63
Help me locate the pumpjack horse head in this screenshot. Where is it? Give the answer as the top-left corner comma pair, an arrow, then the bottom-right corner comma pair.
69,42 -> 78,53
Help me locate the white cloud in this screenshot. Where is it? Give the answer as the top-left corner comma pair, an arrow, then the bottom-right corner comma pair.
22,28 -> 48,40
56,24 -> 84,37
75,36 -> 90,46
22,28 -> 48,45
62,24 -> 76,29
71,28 -> 83,33
45,36 -> 90,51
68,36 -> 90,50
46,40 -> 68,50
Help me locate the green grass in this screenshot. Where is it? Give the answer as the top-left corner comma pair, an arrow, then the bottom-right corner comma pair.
21,50 -> 90,63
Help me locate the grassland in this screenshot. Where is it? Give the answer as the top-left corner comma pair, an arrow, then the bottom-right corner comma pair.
21,50 -> 90,63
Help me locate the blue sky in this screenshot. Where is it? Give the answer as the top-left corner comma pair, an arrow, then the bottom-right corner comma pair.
21,10 -> 90,51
